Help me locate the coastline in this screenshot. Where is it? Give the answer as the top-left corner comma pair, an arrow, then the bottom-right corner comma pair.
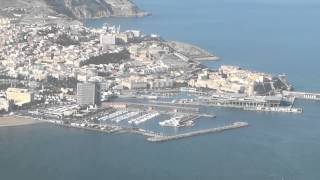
0,115 -> 41,127
193,56 -> 221,61
165,41 -> 220,62
80,11 -> 151,21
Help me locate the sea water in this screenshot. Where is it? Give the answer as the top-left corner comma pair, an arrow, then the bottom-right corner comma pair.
1,0 -> 320,179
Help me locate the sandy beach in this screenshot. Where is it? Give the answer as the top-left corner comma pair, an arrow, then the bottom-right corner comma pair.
0,116 -> 40,127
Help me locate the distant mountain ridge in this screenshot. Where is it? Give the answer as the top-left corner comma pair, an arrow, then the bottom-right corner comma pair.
1,0 -> 149,19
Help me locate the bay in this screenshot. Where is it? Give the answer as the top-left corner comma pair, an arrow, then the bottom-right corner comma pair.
1,0 -> 320,179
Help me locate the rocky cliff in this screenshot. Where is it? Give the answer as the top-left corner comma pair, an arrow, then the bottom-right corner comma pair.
1,0 -> 149,19
45,0 -> 149,19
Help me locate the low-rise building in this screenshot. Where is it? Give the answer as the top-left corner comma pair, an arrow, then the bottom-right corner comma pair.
100,34 -> 116,46
149,79 -> 174,89
0,18 -> 10,27
6,88 -> 34,106
121,76 -> 148,90
0,98 -> 12,112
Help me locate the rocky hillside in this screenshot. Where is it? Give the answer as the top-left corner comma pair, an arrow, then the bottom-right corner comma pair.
45,0 -> 149,19
1,0 -> 149,19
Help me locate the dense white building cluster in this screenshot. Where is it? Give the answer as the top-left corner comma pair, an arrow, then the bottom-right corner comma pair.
189,65 -> 291,95
0,15 -> 293,113
0,18 -> 202,110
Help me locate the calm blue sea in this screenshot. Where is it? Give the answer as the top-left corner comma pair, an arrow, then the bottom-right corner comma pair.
1,0 -> 320,179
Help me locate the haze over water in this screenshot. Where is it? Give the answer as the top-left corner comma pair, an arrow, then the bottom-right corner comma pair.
1,0 -> 320,179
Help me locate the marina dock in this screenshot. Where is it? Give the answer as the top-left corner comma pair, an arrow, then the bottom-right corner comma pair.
147,122 -> 249,142
33,116 -> 248,143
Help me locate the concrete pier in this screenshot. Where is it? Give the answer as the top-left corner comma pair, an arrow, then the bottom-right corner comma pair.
283,91 -> 320,101
118,102 -> 200,113
147,122 -> 249,142
151,100 -> 302,114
